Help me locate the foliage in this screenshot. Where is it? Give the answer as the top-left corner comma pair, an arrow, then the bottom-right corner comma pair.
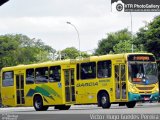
61,47 -> 89,59
61,47 -> 79,59
113,40 -> 132,54
136,15 -> 160,58
1,15 -> 160,69
95,29 -> 138,55
0,34 -> 56,69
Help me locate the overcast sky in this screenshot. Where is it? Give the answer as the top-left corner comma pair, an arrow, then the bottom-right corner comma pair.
0,0 -> 159,52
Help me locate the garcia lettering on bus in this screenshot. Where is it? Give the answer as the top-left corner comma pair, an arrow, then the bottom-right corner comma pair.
76,82 -> 98,87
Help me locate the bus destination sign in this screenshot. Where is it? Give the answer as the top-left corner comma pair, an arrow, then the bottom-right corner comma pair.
128,55 -> 155,62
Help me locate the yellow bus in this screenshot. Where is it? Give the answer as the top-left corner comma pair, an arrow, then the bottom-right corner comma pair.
0,53 -> 159,111
157,60 -> 160,101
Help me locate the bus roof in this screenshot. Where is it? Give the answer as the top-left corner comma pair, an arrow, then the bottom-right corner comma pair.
1,53 -> 154,71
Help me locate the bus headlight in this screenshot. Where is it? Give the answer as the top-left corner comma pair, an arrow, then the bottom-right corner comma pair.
155,88 -> 159,92
130,87 -> 137,93
129,84 -> 137,93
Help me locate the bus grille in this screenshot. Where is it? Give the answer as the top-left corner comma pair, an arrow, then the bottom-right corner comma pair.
139,91 -> 152,94
136,87 -> 154,90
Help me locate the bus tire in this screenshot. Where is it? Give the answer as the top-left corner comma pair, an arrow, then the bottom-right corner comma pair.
33,95 -> 49,111
55,105 -> 71,110
99,92 -> 111,109
126,101 -> 136,108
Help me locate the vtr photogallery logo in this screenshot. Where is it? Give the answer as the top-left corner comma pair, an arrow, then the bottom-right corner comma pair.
111,0 -> 160,12
112,0 -> 124,12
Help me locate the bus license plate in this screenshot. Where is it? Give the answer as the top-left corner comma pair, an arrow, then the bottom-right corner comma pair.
144,97 -> 149,101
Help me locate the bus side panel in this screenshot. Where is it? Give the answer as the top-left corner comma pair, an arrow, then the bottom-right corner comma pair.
25,84 -> 35,106
43,83 -> 63,106
76,79 -> 98,104
75,78 -> 114,104
25,83 -> 63,106
1,86 -> 16,107
97,78 -> 115,103
1,71 -> 16,107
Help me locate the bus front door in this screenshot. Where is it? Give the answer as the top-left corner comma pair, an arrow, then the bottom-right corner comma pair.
15,73 -> 25,106
64,68 -> 76,104
114,64 -> 127,101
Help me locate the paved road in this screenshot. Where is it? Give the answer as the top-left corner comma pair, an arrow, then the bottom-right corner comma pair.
0,103 -> 159,120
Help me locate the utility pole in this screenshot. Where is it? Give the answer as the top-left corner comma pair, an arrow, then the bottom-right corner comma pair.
130,12 -> 134,53
66,21 -> 81,58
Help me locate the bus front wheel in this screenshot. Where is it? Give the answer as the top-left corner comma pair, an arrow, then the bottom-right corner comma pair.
33,95 -> 49,111
126,101 -> 136,108
99,92 -> 111,109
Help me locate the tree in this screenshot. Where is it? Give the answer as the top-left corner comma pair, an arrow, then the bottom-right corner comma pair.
61,47 -> 79,59
0,34 -> 56,69
95,29 -> 134,55
60,47 -> 89,59
136,15 -> 160,59
0,35 -> 19,68
113,40 -> 132,54
113,40 -> 144,54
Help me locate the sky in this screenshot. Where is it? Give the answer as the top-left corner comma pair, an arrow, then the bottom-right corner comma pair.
0,0 -> 159,52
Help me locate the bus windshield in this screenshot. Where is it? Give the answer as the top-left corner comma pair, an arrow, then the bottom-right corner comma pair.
129,63 -> 158,85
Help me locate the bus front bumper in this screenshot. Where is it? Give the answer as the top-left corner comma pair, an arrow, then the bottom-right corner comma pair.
128,92 -> 159,102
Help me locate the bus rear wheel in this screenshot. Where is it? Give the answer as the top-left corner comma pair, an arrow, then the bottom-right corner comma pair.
55,105 -> 71,110
126,101 -> 136,108
99,92 -> 111,109
33,95 -> 49,111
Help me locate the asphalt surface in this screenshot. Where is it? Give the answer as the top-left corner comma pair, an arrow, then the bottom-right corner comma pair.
0,103 -> 159,120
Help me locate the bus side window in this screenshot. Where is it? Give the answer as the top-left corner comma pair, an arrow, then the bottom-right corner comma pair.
35,67 -> 49,83
80,62 -> 96,80
26,69 -> 34,84
49,66 -> 61,82
2,71 -> 14,87
98,60 -> 111,78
